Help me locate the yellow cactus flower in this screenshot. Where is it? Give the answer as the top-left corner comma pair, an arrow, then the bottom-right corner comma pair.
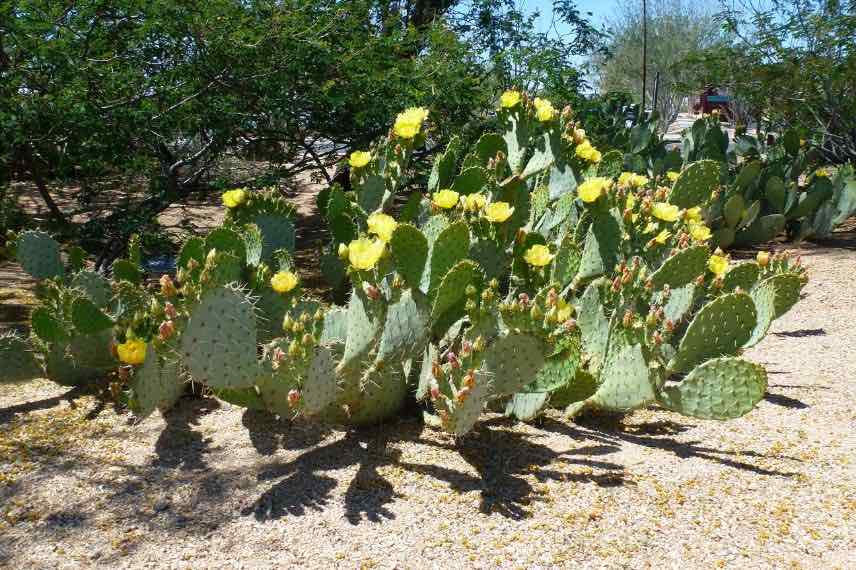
432,189 -> 460,209
347,237 -> 386,271
500,90 -> 522,109
689,223 -> 712,242
393,107 -> 429,139
575,140 -> 602,163
349,151 -> 371,169
533,97 -> 555,122
463,193 -> 487,212
367,212 -> 398,242
222,189 -> 248,209
708,254 -> 729,277
814,167 -> 832,178
626,193 -> 637,211
618,172 -> 649,189
654,229 -> 672,245
117,338 -> 147,365
578,177 -> 612,203
271,271 -> 299,293
652,202 -> 681,222
666,171 -> 680,183
756,251 -> 770,267
483,201 -> 514,223
686,207 -> 703,223
523,244 -> 554,267
557,298 -> 573,322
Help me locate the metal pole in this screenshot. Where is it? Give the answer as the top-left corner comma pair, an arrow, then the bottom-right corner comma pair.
641,0 -> 648,118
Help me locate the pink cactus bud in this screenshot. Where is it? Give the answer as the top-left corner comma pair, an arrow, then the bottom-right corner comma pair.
272,347 -> 286,362
463,370 -> 476,388
623,310 -> 633,328
547,288 -> 558,307
287,389 -> 301,408
117,366 -> 130,381
160,274 -> 177,298
563,318 -> 577,332
664,319 -> 675,332
164,302 -> 178,319
158,320 -> 175,341
518,293 -> 530,307
363,283 -> 381,301
612,276 -> 622,292
456,386 -> 471,403
461,340 -> 473,357
430,385 -> 441,401
446,352 -> 461,369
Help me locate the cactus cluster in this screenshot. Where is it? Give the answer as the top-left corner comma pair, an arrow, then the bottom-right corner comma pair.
2,90 -> 812,439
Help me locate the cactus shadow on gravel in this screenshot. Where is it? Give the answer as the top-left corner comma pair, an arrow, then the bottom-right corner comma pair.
153,396 -> 221,471
539,415 -> 801,478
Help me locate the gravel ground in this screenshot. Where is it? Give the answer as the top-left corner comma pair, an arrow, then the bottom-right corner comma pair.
1,235 -> 854,569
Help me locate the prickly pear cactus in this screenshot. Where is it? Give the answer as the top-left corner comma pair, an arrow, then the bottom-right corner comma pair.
17,231 -> 64,279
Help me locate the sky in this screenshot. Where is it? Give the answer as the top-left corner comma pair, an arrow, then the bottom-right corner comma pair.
527,0 -> 620,34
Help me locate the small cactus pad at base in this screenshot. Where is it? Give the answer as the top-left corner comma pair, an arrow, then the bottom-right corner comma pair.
658,357 -> 767,419
129,346 -> 184,419
17,231 -> 64,279
0,333 -> 42,384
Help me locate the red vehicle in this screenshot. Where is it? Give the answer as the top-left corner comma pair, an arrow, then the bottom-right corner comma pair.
693,87 -> 732,119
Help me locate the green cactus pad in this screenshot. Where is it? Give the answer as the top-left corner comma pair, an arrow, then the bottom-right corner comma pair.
440,373 -> 492,436
112,259 -> 142,284
71,271 -> 112,307
243,224 -> 263,266
668,160 -> 719,208
428,142 -> 458,192
31,307 -> 67,343
473,132 -> 506,165
200,252 -> 243,289
573,211 -> 592,244
180,286 -> 259,389
734,214 -> 785,246
577,210 -> 622,281
469,240 -> 507,281
598,150 -> 624,179
255,288 -> 290,343
522,132 -> 556,179
378,289 -> 430,362
658,357 -> 767,419
482,332 -> 546,395
734,160 -> 761,190
390,224 -> 429,289
739,200 -> 761,229
129,346 -> 184,419
302,345 -> 340,415
590,342 -> 655,411
257,364 -> 301,418
320,307 -> 349,344
340,289 -> 384,371
578,281 -> 611,371
669,292 -> 757,373
0,333 -> 42,384
661,283 -> 697,324
422,214 -> 450,246
254,214 -> 296,259
332,364 -> 408,426
215,387 -> 266,410
451,166 -> 488,195
788,179 -> 834,220
765,176 -> 787,213
712,227 -> 735,249
205,227 -> 247,262
430,260 -> 483,339
424,221 -> 470,294
746,282 -> 776,348
548,369 -> 598,408
762,273 -> 803,318
357,175 -> 386,213
45,331 -> 115,386
525,340 -> 580,393
552,231 -> 582,287
505,392 -> 549,421
415,344 -> 438,400
723,194 -> 745,228
16,231 -> 64,280
178,237 -> 206,270
71,297 -> 114,334
722,262 -> 761,292
502,112 -> 531,175
650,245 -> 710,289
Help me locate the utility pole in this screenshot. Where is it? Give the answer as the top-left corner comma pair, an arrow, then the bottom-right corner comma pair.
641,0 -> 648,119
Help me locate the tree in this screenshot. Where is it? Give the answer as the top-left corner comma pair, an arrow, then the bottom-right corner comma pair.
684,0 -> 856,164
594,0 -> 732,126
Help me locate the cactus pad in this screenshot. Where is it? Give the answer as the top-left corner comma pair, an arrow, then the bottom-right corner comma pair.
439,373 -> 492,436
320,307 -> 349,344
763,273 -> 802,318
669,292 -> 757,373
71,297 -> 113,334
481,332 -> 546,395
378,289 -> 430,362
650,245 -> 709,289
451,166 -> 488,195
722,262 -> 761,292
17,231 -> 64,279
658,357 -> 767,419
590,342 -> 655,410
552,231 -> 582,287
548,369 -> 598,408
424,222 -> 470,294
0,333 -> 42,384
254,214 -> 296,260
205,227 -> 247,262
302,345 -> 340,415
71,271 -> 112,307
577,210 -> 621,281
31,307 -> 67,342
129,346 -> 184,419
430,260 -> 483,338
734,214 -> 785,246
390,224 -> 428,289
578,281 -> 611,371
661,283 -> 697,324
505,392 -> 549,421
669,160 -> 719,208
746,282 -> 776,348
341,289 -> 384,371
180,286 -> 259,389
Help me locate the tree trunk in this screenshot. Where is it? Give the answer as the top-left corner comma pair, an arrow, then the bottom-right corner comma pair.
25,149 -> 67,225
